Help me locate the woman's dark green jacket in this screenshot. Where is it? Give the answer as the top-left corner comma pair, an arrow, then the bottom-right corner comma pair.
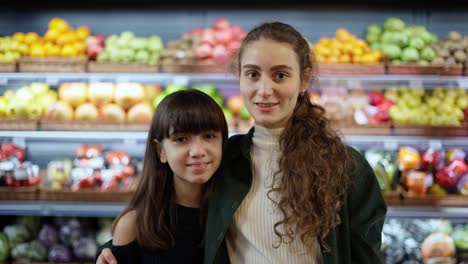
204,128 -> 387,264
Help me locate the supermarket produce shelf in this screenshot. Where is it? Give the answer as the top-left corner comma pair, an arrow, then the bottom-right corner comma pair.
3,131 -> 468,148
2,198 -> 468,218
1,72 -> 468,86
0,200 -> 126,217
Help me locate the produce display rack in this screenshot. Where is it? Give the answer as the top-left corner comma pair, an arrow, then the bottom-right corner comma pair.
87,61 -> 160,73
18,57 -> 88,73
1,72 -> 468,220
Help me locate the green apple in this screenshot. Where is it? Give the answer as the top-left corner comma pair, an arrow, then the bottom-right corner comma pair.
456,96 -> 468,109
9,99 -> 29,118
15,87 -> 34,103
30,82 -> 50,96
192,84 -> 217,98
239,105 -> 251,121
0,97 -> 7,117
153,92 -> 167,109
135,50 -> 150,64
27,104 -> 43,119
3,90 -> 15,101
212,94 -> 224,107
165,84 -> 187,95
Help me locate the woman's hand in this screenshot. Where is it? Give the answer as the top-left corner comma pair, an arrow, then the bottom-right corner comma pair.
96,248 -> 117,264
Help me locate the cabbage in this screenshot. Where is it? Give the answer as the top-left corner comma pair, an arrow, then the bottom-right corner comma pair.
48,244 -> 72,262
38,224 -> 58,248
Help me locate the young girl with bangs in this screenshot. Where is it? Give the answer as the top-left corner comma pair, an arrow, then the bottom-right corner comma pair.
96,22 -> 386,264
107,89 -> 228,264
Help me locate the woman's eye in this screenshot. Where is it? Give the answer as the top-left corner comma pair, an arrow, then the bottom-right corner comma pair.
276,72 -> 288,79
245,71 -> 258,79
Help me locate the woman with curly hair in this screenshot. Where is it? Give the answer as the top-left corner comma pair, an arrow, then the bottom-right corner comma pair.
96,21 -> 386,264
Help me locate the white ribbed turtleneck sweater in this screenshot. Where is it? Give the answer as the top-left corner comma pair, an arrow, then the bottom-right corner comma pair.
226,125 -> 321,263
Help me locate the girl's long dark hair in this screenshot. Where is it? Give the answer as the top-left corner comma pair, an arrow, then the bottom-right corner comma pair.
112,89 -> 228,250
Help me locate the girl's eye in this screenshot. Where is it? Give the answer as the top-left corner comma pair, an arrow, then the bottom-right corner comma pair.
174,137 -> 188,143
204,133 -> 217,139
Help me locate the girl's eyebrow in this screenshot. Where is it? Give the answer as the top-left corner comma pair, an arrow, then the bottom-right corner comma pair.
242,64 -> 293,71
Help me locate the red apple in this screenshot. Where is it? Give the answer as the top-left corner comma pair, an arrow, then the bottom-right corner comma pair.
195,43 -> 213,60
87,45 -> 104,60
75,103 -> 99,121
373,109 -> 390,122
46,101 -> 74,121
215,29 -> 233,45
213,18 -> 230,30
101,103 -> 126,123
12,148 -> 26,161
127,103 -> 153,123
1,142 -> 16,155
85,36 -> 99,48
190,27 -> 203,36
226,41 -> 241,55
114,83 -> 145,111
227,95 -> 244,114
369,90 -> 384,106
377,99 -> 394,112
230,25 -> 244,40
88,82 -> 115,106
94,34 -> 106,45
212,44 -> 229,64
201,29 -> 216,46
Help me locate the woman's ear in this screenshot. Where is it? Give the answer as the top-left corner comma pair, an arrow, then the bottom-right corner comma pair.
154,139 -> 167,163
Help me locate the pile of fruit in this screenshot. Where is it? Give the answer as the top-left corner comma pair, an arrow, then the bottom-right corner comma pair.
386,87 -> 468,126
12,18 -> 90,58
432,31 -> 468,65
0,83 -> 57,119
382,218 -> 468,263
0,142 -> 40,188
397,146 -> 468,196
0,216 -> 113,262
0,37 -> 27,63
46,82 -> 162,123
366,17 -> 438,65
188,18 -> 247,65
313,28 -> 383,64
96,31 -> 164,65
45,144 -> 137,191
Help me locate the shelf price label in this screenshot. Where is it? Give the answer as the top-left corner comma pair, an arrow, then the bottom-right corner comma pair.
45,77 -> 60,86
383,141 -> 398,151
172,76 -> 189,86
409,80 -> 423,88
428,140 -> 443,150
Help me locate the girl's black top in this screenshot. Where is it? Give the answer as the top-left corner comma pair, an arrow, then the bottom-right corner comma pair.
111,204 -> 203,264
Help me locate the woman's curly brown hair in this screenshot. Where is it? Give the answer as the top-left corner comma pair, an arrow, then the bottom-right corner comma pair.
235,22 -> 354,252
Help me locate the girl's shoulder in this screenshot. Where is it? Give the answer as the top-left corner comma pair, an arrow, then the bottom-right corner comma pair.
113,210 -> 137,246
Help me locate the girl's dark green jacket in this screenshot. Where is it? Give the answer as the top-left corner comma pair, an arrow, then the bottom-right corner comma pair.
204,128 -> 387,264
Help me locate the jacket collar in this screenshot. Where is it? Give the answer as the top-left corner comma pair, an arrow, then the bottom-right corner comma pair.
230,126 -> 255,160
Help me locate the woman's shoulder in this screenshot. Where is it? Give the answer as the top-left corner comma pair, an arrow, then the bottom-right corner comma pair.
113,210 -> 137,246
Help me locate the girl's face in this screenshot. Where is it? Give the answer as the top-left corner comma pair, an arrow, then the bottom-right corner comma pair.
158,130 -> 223,189
239,39 -> 305,129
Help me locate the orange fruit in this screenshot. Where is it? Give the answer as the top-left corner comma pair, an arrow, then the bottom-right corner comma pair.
314,45 -> 331,57
315,54 -> 327,63
61,44 -> 78,57
75,26 -> 91,40
49,18 -> 70,33
74,42 -> 86,54
352,55 -> 362,64
361,53 -> 377,64
44,29 -> 60,43
12,32 -> 25,43
338,54 -> 351,64
336,28 -> 352,41
46,44 -> 61,57
327,56 -> 339,64
24,32 -> 41,45
56,32 -> 76,45
30,44 -> 46,57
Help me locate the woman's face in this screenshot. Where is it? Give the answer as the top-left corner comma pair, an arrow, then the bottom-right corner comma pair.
239,39 -> 305,129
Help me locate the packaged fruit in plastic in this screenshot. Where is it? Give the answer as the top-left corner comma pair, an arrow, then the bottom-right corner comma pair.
445,148 -> 466,163
364,149 -> 396,191
397,147 -> 421,171
421,233 -> 456,263
436,159 -> 468,189
405,170 -> 432,196
46,159 -> 73,190
457,173 -> 468,195
422,148 -> 445,171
